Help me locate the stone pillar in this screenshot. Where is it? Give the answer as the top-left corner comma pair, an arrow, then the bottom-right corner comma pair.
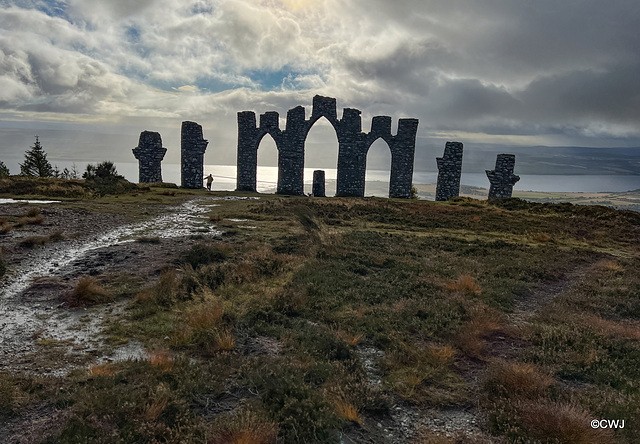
486,154 -> 520,199
132,131 -> 166,183
181,121 -> 208,189
312,170 -> 326,197
336,108 -> 365,197
389,118 -> 419,199
435,141 -> 464,201
237,112 -> 259,192
278,106 -> 306,195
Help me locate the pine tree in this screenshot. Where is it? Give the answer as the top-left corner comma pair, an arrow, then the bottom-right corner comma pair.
0,161 -> 9,178
20,136 -> 54,177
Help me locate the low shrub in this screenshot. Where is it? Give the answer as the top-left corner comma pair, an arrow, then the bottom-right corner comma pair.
83,161 -> 136,195
136,269 -> 182,307
19,235 -> 49,248
136,236 -> 161,244
178,243 -> 228,269
0,223 -> 12,234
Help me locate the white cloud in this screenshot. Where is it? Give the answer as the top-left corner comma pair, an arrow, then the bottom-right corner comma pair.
0,0 -> 638,162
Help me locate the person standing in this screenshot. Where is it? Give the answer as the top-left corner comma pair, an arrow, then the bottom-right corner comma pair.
204,173 -> 214,191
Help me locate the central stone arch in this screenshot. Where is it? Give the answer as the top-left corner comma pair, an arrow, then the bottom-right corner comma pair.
236,95 -> 419,198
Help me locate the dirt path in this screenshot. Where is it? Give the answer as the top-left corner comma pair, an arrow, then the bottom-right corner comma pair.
508,256 -> 606,327
0,197 -> 243,375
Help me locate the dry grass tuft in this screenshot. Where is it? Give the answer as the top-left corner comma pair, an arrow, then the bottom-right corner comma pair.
598,259 -> 624,272
484,359 -> 553,399
213,329 -> 235,352
529,232 -> 552,243
445,274 -> 482,295
208,409 -> 278,444
518,401 -> 615,444
427,344 -> 456,364
67,276 -> 112,306
336,330 -> 363,346
187,297 -> 225,331
147,349 -> 174,372
582,313 -> 640,339
0,222 -> 13,234
88,363 -> 117,377
144,396 -> 169,422
15,214 -> 44,227
334,398 -> 363,424
412,429 -> 496,444
169,324 -> 194,347
453,305 -> 502,358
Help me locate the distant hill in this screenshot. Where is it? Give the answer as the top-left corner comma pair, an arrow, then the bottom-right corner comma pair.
412,145 -> 640,175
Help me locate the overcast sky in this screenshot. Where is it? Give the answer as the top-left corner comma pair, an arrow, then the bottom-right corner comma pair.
0,0 -> 639,170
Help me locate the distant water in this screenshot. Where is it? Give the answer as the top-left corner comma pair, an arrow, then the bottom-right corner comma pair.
48,161 -> 639,194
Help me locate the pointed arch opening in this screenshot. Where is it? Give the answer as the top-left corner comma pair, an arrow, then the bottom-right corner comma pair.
365,138 -> 392,197
256,133 -> 279,193
304,117 -> 339,196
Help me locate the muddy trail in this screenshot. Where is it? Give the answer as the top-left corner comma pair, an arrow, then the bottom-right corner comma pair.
0,197 -> 252,375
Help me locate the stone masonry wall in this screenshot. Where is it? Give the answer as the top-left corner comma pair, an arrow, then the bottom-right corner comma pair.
435,142 -> 464,201
486,154 -> 520,199
132,131 -> 166,183
181,121 -> 209,189
236,95 -> 419,198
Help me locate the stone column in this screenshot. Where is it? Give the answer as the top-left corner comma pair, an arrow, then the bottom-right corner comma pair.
181,121 -> 209,189
278,106 -> 306,195
388,118 -> 419,199
132,131 -> 167,183
486,154 -> 520,199
312,170 -> 326,197
435,142 -> 464,201
236,112 -> 259,192
336,108 -> 365,197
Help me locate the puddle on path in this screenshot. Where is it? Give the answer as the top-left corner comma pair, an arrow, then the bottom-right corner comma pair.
0,198 -> 61,204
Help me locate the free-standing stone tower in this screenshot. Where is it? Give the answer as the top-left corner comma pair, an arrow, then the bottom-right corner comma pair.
132,131 -> 167,183
181,121 -> 209,189
236,95 -> 419,198
312,170 -> 326,197
435,142 -> 464,201
486,154 -> 520,199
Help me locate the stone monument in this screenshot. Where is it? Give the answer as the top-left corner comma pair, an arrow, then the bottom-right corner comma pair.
486,154 -> 520,199
312,170 -> 326,197
435,142 -> 464,201
132,131 -> 167,183
181,121 -> 209,189
236,95 -> 419,198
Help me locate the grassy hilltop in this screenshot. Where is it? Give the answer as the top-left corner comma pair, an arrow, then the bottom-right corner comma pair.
1,180 -> 640,443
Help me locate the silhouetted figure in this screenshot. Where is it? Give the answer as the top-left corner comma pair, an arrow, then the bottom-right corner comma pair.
204,174 -> 214,191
